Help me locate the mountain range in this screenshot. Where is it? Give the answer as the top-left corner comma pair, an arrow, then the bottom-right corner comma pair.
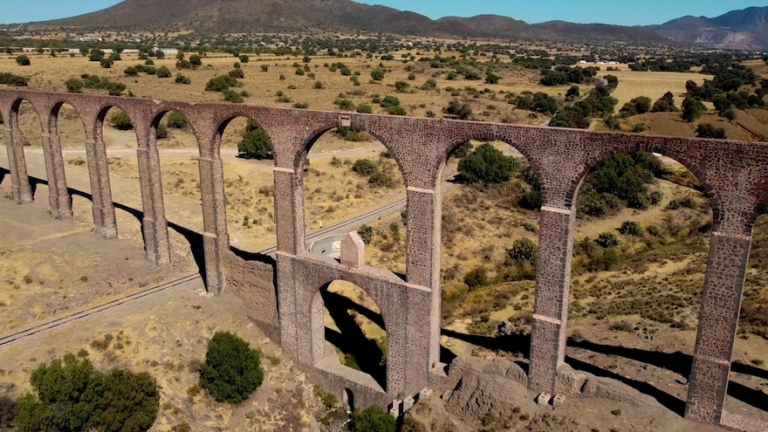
24,1 -> 768,51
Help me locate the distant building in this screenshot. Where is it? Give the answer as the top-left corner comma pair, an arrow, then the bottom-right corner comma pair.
122,49 -> 140,54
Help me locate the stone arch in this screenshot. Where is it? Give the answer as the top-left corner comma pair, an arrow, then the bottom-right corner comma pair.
308,279 -> 390,392
49,100 -> 86,136
571,144 -> 722,229
9,97 -> 45,133
6,98 -> 44,204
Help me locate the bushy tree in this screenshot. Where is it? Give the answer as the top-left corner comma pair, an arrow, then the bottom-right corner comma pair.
167,112 -> 187,129
110,111 -> 133,130
206,75 -> 238,92
596,232 -> 619,248
239,55 -> 249,64
199,332 -> 264,404
156,66 -> 172,78
458,143 -> 518,185
124,66 -> 139,77
65,78 -> 84,93
190,54 -> 203,67
156,124 -> 169,139
352,158 -> 377,176
350,406 -> 395,432
370,69 -> 385,81
509,238 -> 537,262
445,99 -> 472,120
565,85 -> 580,100
696,123 -> 726,139
464,266 -> 488,291
14,354 -> 104,432
237,121 -> 272,159
357,225 -> 374,245
229,68 -> 245,79
174,74 -> 191,84
16,55 -> 30,66
651,91 -> 678,112
98,370 -> 159,432
14,354 -> 159,432
681,96 -> 704,122
618,221 -> 643,236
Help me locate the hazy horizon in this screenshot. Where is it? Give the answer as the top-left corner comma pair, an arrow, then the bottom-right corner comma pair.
1,0 -> 765,27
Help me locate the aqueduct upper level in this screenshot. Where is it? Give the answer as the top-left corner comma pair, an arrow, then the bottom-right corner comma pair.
1,89 -> 767,426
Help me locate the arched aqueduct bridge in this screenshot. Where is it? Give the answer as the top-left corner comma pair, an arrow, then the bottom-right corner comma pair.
1,89 -> 767,426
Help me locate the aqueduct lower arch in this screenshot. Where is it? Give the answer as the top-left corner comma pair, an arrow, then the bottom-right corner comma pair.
1,89 -> 767,426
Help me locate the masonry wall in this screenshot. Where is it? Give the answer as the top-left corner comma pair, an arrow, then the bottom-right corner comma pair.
1,89 -> 767,426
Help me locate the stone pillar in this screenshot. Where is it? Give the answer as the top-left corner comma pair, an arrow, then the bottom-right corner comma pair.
136,139 -> 171,265
4,126 -> 32,203
685,231 -> 752,424
528,206 -> 576,394
198,154 -> 228,294
85,138 -> 117,238
41,132 -> 72,219
273,167 -> 304,255
405,186 -> 441,369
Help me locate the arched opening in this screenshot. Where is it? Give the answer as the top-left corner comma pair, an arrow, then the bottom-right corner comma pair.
321,281 -> 387,391
145,110 -> 205,269
10,100 -> 44,200
90,106 -> 141,239
216,116 -> 277,253
303,128 -> 407,274
729,208 -> 768,420
343,388 -> 355,413
434,140 -> 541,365
566,151 -> 714,415
53,103 -> 88,218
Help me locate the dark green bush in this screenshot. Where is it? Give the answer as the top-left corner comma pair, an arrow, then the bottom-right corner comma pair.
199,331 -> 264,404
357,104 -> 373,114
65,78 -> 84,93
0,396 -> 18,429
618,221 -> 643,236
156,124 -> 169,139
239,55 -> 249,63
369,171 -> 395,188
16,55 -> 30,66
124,66 -> 139,77
167,112 -> 187,129
596,232 -> 619,248
370,69 -> 385,81
110,111 -> 133,130
156,66 -> 172,78
351,405 -> 395,432
352,159 -> 377,176
509,238 -> 537,262
238,121 -> 272,159
229,68 -> 245,79
223,89 -> 244,103
14,353 -> 159,432
387,105 -> 407,116
99,370 -> 159,432
357,225 -> 374,245
190,54 -> 203,67
0,72 -> 29,86
682,97 -> 704,122
517,190 -> 542,210
458,143 -> 518,185
696,123 -> 726,139
451,142 -> 473,159
464,266 -> 488,291
444,99 -> 472,120
174,74 -> 191,84
205,75 -> 238,92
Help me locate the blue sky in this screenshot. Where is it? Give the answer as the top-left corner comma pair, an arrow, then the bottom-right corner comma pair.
2,0 -> 766,26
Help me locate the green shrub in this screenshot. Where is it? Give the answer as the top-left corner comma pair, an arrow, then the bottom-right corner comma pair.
596,232 -> 619,248
618,221 -> 643,236
352,159 -> 377,176
260,65 -> 269,72
395,81 -> 410,92
313,81 -> 324,89
517,190 -> 542,210
14,353 -> 159,432
451,142 -> 473,159
238,55 -> 249,63
156,66 -> 172,78
351,405 -> 395,432
110,111 -> 133,130
0,396 -> 18,429
223,89 -> 244,103
681,97 -> 704,122
0,72 -> 29,86
370,69 -> 385,81
190,54 -> 202,67
199,331 -> 264,404
176,59 -> 192,69
445,99 -> 472,120
387,105 -> 406,116
464,266 -> 488,291
380,95 -> 400,108
238,121 -> 273,159
205,75 -> 238,92
696,123 -> 726,139
100,57 -> 114,69
16,55 -> 30,66
166,112 -> 187,129
357,104 -> 373,114
458,143 -> 518,184
65,78 -> 84,93
338,99 -> 354,110
668,200 -> 681,210
369,171 -> 395,188
99,369 -> 160,432
124,66 -> 139,76
156,124 -> 169,139
357,225 -> 374,245
509,238 -> 537,262
229,68 -> 245,79
173,73 -> 191,84
295,68 -> 305,76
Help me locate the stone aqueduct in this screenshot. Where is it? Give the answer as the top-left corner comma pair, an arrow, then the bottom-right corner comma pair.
1,89 -> 767,425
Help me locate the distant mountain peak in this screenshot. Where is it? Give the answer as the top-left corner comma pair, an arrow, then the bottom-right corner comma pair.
652,6 -> 768,50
